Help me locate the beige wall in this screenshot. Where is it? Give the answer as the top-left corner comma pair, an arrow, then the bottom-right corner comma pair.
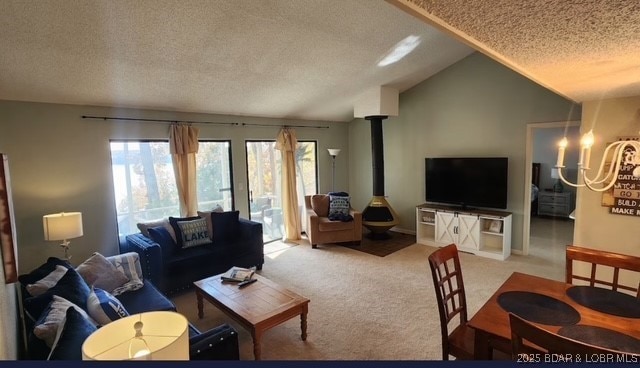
349,53 -> 582,252
0,100 -> 350,275
574,95 -> 640,259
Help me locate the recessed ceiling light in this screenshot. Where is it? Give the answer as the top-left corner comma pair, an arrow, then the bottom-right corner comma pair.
377,35 -> 422,67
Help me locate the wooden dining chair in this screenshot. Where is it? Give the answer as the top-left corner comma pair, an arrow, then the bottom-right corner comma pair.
428,243 -> 472,360
509,313 -> 637,358
566,245 -> 640,298
428,243 -> 510,360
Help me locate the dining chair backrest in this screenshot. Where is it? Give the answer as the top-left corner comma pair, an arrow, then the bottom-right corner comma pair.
566,245 -> 640,298
509,313 -> 636,358
428,243 -> 468,359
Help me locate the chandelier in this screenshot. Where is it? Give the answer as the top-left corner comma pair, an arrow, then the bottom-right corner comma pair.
556,130 -> 640,192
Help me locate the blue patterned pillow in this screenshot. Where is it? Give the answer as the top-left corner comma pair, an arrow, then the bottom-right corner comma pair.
107,252 -> 143,296
169,216 -> 200,247
48,307 -> 97,360
87,287 -> 129,326
329,195 -> 350,217
177,218 -> 210,248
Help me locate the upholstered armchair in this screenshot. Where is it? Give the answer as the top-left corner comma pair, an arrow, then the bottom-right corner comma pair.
304,194 -> 362,249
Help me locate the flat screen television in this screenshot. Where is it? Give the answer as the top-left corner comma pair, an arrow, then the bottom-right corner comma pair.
425,157 -> 508,209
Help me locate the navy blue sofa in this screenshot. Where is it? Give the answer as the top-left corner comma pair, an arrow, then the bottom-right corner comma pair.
18,257 -> 239,360
122,217 -> 264,295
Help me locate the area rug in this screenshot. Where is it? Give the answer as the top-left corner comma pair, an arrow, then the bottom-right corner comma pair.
341,231 -> 416,257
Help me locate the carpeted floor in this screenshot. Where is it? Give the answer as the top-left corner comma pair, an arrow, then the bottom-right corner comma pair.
342,231 -> 416,257
171,234 -> 566,360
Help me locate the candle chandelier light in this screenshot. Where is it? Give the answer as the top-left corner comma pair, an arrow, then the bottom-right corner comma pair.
556,130 -> 640,192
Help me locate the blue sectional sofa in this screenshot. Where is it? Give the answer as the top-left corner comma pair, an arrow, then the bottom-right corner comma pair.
18,256 -> 239,360
122,211 -> 264,295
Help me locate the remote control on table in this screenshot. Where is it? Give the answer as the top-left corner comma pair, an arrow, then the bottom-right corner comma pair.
238,278 -> 258,288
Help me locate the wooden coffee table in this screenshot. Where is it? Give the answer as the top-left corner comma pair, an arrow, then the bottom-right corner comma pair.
194,273 -> 310,360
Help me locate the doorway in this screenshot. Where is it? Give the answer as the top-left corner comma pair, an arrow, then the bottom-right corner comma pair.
245,140 -> 318,243
523,121 -> 580,258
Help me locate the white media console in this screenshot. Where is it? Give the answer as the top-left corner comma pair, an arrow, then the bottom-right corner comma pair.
416,203 -> 512,260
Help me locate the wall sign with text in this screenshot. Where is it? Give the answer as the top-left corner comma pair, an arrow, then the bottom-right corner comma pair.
608,141 -> 640,216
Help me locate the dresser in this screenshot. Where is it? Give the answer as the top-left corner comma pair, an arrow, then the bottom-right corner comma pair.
537,191 -> 573,217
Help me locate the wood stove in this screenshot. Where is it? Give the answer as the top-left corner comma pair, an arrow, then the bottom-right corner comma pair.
362,115 -> 399,238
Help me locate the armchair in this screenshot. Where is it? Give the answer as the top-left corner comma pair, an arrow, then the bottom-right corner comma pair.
304,194 -> 362,249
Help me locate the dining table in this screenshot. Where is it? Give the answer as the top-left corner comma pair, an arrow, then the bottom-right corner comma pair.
468,271 -> 640,360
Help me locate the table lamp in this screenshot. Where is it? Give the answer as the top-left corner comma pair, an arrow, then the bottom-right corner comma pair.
43,212 -> 83,261
82,311 -> 189,360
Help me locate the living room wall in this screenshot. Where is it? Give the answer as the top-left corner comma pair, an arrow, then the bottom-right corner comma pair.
348,52 -> 582,252
0,100 -> 349,274
575,95 -> 640,260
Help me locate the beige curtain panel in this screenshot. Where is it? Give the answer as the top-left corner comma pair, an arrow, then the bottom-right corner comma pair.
170,124 -> 199,217
275,128 -> 302,242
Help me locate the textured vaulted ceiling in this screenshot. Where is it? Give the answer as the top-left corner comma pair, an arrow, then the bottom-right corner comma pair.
5,1 -> 636,122
391,0 -> 640,103
0,0 -> 473,122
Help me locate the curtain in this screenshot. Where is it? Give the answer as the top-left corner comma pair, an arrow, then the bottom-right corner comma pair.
170,124 -> 199,217
275,128 -> 302,242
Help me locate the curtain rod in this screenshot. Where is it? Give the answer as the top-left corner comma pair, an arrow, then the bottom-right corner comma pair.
82,115 -> 330,129
240,123 -> 329,129
81,115 -> 238,126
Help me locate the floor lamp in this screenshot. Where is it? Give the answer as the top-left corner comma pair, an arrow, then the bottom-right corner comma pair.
327,148 -> 341,192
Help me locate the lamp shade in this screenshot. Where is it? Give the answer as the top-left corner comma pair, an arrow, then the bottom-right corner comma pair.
82,311 -> 189,360
550,168 -> 560,179
327,148 -> 341,157
43,212 -> 83,241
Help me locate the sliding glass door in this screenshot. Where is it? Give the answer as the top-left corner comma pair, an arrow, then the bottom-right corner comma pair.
246,140 -> 317,243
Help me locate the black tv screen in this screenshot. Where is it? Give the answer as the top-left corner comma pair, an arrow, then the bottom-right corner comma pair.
425,157 -> 508,209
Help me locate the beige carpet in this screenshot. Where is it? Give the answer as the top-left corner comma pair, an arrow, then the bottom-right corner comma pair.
171,237 -> 566,360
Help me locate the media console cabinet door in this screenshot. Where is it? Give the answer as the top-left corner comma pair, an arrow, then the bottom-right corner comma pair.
435,211 -> 455,244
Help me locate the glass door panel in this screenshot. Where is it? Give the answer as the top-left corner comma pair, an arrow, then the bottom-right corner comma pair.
246,140 -> 317,243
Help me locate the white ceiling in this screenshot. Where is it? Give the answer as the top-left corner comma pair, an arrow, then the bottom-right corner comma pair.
392,0 -> 640,103
4,1 -> 637,123
0,0 -> 473,122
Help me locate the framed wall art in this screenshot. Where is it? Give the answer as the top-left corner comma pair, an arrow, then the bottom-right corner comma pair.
0,154 -> 18,284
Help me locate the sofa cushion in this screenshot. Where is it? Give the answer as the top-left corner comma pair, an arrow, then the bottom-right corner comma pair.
75,252 -> 129,294
18,257 -> 71,286
25,265 -> 69,297
211,211 -> 240,243
137,218 -> 177,243
198,205 -> 224,240
87,287 -> 129,326
23,267 -> 91,323
329,194 -> 350,218
116,280 -> 176,314
169,216 -> 200,247
107,252 -> 144,296
148,225 -> 178,260
176,218 -> 210,248
33,295 -> 95,348
47,307 -> 97,360
311,195 -> 330,217
318,217 -> 355,232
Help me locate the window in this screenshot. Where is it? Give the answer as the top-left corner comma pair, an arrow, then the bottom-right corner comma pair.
246,140 -> 317,242
110,140 -> 233,235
